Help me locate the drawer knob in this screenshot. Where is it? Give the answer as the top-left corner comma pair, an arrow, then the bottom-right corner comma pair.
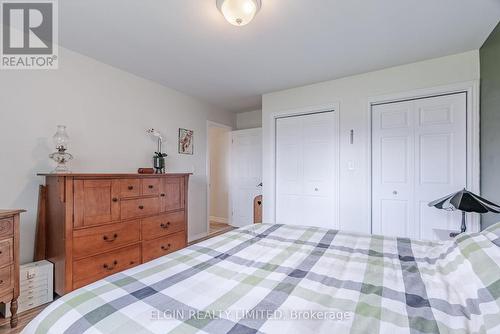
112,198 -> 118,202
161,244 -> 171,251
128,186 -> 134,190
160,193 -> 166,197
103,233 -> 118,242
138,205 -> 144,210
160,222 -> 171,229
103,260 -> 118,270
148,185 -> 154,189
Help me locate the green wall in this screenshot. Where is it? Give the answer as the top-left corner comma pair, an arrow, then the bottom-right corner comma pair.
480,21 -> 500,228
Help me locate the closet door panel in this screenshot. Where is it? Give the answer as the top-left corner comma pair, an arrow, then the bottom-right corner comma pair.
414,93 -> 467,239
372,101 -> 414,237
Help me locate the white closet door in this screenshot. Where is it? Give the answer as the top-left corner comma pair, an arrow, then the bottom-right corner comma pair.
276,111 -> 338,229
231,128 -> 262,227
372,101 -> 415,238
372,93 -> 467,240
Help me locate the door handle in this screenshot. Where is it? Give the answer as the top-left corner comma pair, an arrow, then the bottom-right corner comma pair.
257,182 -> 263,187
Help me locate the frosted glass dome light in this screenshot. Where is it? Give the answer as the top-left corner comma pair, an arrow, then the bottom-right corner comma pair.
216,0 -> 262,26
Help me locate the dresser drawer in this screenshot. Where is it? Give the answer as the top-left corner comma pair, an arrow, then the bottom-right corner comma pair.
119,179 -> 141,198
19,290 -> 52,313
20,296 -> 51,313
0,266 -> 12,293
73,220 -> 141,259
0,239 -> 13,268
142,178 -> 160,196
121,197 -> 160,220
21,277 -> 49,291
142,232 -> 186,263
73,245 -> 141,289
142,211 -> 185,241
0,218 -> 13,239
20,287 -> 50,301
21,274 -> 48,287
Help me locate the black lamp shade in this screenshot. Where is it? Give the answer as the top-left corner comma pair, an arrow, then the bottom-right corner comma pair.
428,189 -> 500,214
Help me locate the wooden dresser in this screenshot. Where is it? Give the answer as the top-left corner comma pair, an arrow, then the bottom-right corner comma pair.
39,173 -> 190,296
0,210 -> 23,328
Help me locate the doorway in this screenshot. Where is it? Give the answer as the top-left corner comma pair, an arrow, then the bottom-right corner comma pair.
207,122 -> 232,236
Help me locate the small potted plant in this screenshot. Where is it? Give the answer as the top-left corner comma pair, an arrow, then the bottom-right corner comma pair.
147,129 -> 167,174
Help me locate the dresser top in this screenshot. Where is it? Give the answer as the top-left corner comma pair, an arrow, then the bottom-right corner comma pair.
38,173 -> 192,178
0,209 -> 25,218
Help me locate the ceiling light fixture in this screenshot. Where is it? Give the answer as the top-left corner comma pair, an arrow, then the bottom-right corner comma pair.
216,0 -> 262,27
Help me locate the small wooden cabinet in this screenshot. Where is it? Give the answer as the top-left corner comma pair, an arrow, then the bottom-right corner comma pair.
39,173 -> 190,296
0,209 -> 23,328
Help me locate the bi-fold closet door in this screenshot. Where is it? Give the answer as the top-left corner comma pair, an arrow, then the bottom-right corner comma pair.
371,93 -> 467,240
275,111 -> 339,229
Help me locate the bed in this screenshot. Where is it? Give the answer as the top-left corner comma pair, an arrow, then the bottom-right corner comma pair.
24,223 -> 500,334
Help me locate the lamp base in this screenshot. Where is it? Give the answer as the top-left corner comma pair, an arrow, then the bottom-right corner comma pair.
449,211 -> 467,238
49,151 -> 73,174
51,164 -> 72,174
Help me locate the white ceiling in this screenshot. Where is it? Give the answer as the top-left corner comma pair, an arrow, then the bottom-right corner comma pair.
59,0 -> 500,113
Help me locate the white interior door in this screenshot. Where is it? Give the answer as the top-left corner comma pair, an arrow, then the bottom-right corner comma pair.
275,111 -> 339,229
230,128 -> 262,227
372,93 -> 467,240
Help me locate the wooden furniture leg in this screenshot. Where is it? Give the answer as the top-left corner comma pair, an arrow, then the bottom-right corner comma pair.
10,298 -> 18,328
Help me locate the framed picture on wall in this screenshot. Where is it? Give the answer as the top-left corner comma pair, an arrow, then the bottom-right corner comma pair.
178,128 -> 194,155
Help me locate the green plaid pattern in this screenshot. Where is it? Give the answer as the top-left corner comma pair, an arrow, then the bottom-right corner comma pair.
23,223 -> 500,334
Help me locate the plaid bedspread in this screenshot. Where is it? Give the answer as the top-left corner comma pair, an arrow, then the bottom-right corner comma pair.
24,223 -> 500,334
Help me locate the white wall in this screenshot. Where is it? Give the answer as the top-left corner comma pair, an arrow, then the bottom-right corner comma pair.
208,126 -> 230,221
236,109 -> 262,130
0,47 -> 235,263
262,51 -> 480,234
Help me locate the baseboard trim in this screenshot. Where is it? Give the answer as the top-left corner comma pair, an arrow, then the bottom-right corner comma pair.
209,216 -> 228,224
188,232 -> 208,243
189,227 -> 237,246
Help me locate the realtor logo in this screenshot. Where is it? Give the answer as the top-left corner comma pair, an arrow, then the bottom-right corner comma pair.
1,0 -> 58,69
